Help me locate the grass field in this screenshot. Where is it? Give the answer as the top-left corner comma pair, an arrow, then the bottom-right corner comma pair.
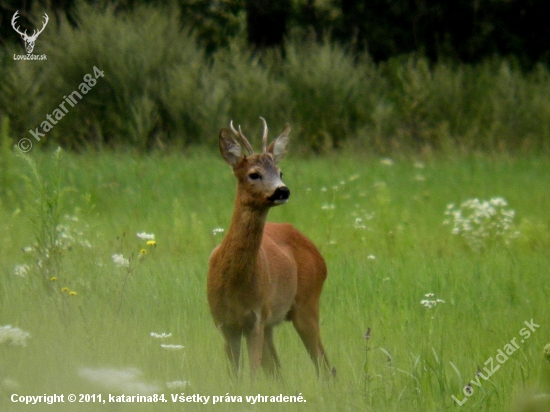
0,147 -> 549,411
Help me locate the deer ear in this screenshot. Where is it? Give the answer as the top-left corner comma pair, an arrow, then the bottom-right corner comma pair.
267,124 -> 290,164
219,128 -> 243,167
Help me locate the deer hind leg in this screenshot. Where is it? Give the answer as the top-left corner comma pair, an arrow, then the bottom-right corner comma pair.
222,327 -> 242,376
261,326 -> 281,377
291,305 -> 330,375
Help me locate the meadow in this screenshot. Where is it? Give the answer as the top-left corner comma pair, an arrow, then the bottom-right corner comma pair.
0,144 -> 549,412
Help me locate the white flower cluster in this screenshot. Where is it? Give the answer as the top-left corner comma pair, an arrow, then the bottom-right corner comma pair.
136,232 -> 155,240
78,367 -> 160,394
211,227 -> 225,236
160,344 -> 185,351
150,332 -> 184,351
444,197 -> 519,251
0,325 -> 31,347
56,215 -> 92,249
150,332 -> 172,339
420,293 -> 445,309
13,264 -> 30,278
111,254 -> 130,267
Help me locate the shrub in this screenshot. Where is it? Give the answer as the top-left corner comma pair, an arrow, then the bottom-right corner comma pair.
3,3 -> 213,150
2,5 -> 550,154
208,43 -> 290,138
283,38 -> 378,151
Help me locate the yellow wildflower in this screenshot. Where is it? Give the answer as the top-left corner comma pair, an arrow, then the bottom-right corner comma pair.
146,240 -> 156,247
140,249 -> 147,255
69,291 -> 77,296
61,287 -> 69,293
50,276 -> 58,281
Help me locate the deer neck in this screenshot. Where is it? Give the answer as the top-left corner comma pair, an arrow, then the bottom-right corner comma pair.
219,195 -> 269,283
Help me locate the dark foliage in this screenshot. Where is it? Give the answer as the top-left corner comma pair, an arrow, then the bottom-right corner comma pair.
2,0 -> 550,67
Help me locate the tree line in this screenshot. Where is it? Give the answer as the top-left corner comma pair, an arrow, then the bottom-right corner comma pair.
1,0 -> 549,68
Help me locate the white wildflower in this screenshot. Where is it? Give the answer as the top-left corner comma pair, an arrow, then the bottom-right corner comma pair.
111,254 -> 130,267
136,232 -> 155,240
78,367 -> 161,395
444,197 -> 519,251
321,204 -> 335,210
367,255 -> 376,260
150,332 -> 172,339
80,240 -> 92,248
212,227 -> 225,236
352,209 -> 374,230
14,264 -> 29,278
0,325 -> 31,347
490,197 -> 508,207
380,158 -> 394,166
354,217 -> 367,230
420,293 -> 445,309
160,344 -> 184,351
166,380 -> 190,390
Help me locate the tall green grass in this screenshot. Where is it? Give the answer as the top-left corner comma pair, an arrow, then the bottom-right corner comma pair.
0,146 -> 548,411
2,4 -> 550,153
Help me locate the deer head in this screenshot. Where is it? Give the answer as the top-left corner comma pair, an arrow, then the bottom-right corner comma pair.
12,11 -> 49,54
219,117 -> 291,208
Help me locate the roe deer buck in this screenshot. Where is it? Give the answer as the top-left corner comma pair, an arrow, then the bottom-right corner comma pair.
207,118 -> 329,377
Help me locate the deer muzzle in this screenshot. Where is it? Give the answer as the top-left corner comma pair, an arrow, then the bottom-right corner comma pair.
268,186 -> 290,204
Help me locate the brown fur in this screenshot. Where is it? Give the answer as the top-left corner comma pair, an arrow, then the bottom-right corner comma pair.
207,122 -> 329,376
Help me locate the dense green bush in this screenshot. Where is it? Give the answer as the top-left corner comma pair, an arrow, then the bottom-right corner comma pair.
1,4 -> 550,153
284,40 -> 378,150
208,44 -> 290,138
381,57 -> 550,152
1,3 -> 223,150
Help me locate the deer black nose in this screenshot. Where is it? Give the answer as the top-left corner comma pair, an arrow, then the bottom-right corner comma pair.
269,186 -> 290,203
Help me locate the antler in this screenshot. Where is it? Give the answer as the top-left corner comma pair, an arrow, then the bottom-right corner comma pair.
229,120 -> 254,155
29,13 -> 49,40
11,11 -> 28,38
260,117 -> 268,153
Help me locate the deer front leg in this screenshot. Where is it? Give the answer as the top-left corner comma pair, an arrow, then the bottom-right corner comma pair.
245,321 -> 265,376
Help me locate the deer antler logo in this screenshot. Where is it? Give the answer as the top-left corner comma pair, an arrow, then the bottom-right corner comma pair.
11,11 -> 49,54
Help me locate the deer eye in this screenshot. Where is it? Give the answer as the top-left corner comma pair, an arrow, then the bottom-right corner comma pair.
249,172 -> 261,180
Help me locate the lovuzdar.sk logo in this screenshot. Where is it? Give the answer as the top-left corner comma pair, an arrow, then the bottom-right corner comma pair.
11,10 -> 48,61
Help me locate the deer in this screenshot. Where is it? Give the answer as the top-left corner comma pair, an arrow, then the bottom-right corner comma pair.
11,11 -> 49,54
207,118 -> 330,378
